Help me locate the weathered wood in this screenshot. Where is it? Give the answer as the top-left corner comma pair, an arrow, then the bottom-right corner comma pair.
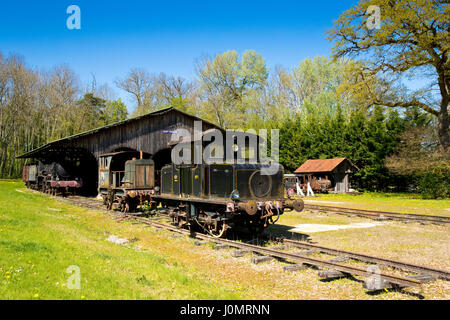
213,244 -> 228,250
318,269 -> 349,280
251,256 -> 274,264
327,255 -> 350,263
283,264 -> 307,272
232,249 -> 251,258
23,108 -> 221,161
194,240 -> 208,246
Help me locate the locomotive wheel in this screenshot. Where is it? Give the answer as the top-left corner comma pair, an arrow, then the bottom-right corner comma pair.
293,199 -> 304,212
106,197 -> 113,210
106,199 -> 113,211
124,199 -> 137,213
106,190 -> 115,210
118,200 -> 126,212
206,220 -> 227,238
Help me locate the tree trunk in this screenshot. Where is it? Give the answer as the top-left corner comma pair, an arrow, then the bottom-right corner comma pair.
437,98 -> 449,153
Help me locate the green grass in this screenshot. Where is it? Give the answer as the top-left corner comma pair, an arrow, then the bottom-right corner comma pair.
1,179 -> 448,300
300,192 -> 450,217
0,180 -> 241,300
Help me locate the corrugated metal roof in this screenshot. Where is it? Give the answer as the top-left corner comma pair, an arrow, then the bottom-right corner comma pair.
294,158 -> 350,174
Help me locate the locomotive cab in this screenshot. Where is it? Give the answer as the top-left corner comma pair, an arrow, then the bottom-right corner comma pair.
98,152 -> 156,212
123,159 -> 155,189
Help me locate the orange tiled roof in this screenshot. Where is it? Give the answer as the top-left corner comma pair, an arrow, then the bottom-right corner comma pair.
294,158 -> 348,174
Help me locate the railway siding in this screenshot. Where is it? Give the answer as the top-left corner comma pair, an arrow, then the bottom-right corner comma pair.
304,204 -> 450,225
55,195 -> 450,294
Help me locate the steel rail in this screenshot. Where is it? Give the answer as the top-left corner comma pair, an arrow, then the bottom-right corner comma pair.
280,238 -> 450,280
128,216 -> 422,288
304,204 -> 450,225
57,196 -> 439,288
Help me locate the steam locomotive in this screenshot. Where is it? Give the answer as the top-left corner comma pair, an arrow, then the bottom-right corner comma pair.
22,162 -> 83,195
98,152 -> 304,237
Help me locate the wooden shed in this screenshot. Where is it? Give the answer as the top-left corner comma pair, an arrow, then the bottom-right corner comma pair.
294,158 -> 358,193
17,107 -> 222,195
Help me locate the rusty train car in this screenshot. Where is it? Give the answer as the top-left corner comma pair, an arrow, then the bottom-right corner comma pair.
97,152 -> 304,237
22,162 -> 83,196
284,174 -> 332,195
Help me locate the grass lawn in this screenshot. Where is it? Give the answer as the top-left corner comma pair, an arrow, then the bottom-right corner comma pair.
0,179 -> 241,299
1,179 -> 448,300
300,192 -> 450,217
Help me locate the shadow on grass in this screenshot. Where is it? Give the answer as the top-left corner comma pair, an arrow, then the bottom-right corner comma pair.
265,223 -> 312,242
319,275 -> 425,299
366,286 -> 425,299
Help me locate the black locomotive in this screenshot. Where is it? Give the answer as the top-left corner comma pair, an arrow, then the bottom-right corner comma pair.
22,162 -> 83,196
98,151 -> 304,237
157,163 -> 296,237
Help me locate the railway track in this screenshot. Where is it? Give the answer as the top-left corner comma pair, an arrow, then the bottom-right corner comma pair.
279,238 -> 450,281
304,203 -> 450,225
125,215 -> 443,291
57,195 -> 450,292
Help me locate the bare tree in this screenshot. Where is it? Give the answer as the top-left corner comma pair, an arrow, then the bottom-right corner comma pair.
155,73 -> 192,101
115,68 -> 151,109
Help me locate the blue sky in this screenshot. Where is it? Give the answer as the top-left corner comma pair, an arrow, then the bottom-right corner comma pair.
0,0 -> 357,111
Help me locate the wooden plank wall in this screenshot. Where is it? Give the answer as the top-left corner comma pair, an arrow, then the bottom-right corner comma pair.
54,109 -> 217,160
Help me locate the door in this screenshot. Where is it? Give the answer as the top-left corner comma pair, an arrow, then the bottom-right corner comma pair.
180,167 -> 192,197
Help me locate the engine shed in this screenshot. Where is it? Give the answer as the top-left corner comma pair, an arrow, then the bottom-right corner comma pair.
293,158 -> 358,193
17,107 -> 223,195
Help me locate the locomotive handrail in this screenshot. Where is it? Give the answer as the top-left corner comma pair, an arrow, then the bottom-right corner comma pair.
111,170 -> 127,187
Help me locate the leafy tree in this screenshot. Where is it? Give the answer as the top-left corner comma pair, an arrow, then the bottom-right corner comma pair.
103,98 -> 128,125
75,93 -> 107,131
386,124 -> 449,197
196,50 -> 268,128
328,0 -> 449,152
271,57 -> 367,119
278,105 -> 412,191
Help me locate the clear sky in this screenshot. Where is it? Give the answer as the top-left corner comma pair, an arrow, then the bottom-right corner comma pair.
0,0 -> 357,110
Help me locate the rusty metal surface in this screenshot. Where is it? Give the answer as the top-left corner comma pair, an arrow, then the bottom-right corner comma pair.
50,180 -> 82,188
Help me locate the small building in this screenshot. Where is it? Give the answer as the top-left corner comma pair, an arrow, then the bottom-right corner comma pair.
293,158 -> 358,193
